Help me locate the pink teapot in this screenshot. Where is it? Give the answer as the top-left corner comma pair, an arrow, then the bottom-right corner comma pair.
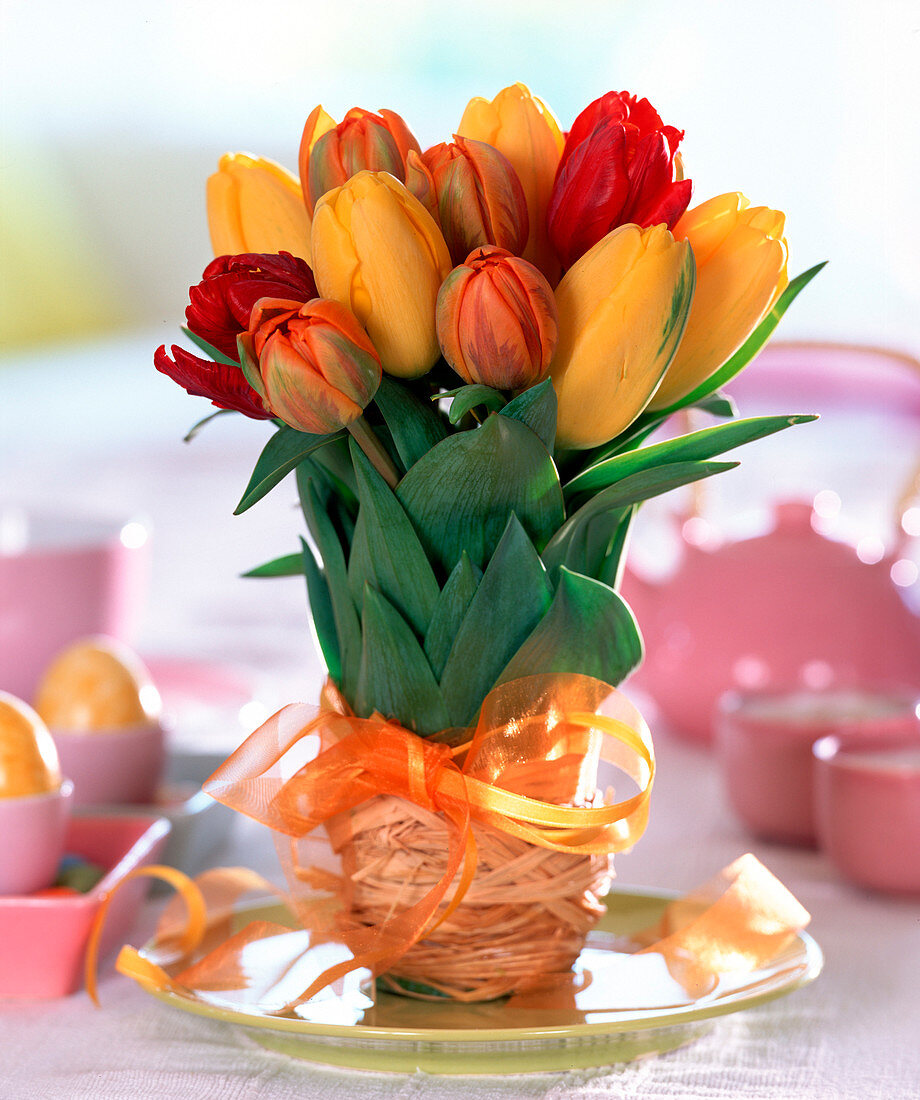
622,499 -> 920,744
621,342 -> 920,745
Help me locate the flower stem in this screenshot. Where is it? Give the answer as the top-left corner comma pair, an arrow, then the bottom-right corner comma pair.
347,416 -> 401,489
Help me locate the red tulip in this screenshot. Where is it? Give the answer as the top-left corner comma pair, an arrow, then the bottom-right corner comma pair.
436,246 -> 557,391
241,298 -> 382,434
547,91 -> 692,270
153,344 -> 273,420
423,136 -> 528,264
185,251 -> 317,360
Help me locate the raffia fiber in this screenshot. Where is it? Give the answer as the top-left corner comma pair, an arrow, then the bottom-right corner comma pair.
327,794 -> 613,1002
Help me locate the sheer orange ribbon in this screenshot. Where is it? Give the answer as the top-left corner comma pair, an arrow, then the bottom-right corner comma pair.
85,674 -> 809,1008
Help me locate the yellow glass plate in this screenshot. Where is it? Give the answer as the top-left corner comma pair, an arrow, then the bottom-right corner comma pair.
141,887 -> 823,1075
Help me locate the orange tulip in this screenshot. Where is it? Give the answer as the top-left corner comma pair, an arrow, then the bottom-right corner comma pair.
298,105 -> 422,213
423,136 -> 528,265
239,298 -> 381,435
436,246 -> 557,391
458,83 -> 564,283
206,153 -> 312,261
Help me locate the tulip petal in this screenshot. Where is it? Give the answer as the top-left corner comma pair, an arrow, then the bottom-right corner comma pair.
154,344 -> 272,419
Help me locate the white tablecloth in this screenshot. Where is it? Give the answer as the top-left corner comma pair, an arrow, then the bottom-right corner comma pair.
1,333 -> 919,1099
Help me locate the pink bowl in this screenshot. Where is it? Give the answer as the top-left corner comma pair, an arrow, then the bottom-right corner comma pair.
51,722 -> 166,807
0,781 -> 74,895
813,732 -> 920,895
715,687 -> 920,846
0,813 -> 170,998
0,507 -> 150,700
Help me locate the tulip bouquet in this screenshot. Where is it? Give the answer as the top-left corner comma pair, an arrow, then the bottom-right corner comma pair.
153,83 -> 821,1001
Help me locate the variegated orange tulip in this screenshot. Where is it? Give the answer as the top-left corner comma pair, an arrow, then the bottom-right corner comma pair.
239,298 -> 381,435
207,154 -> 313,261
437,246 -> 557,391
551,224 -> 695,449
648,193 -> 788,410
458,83 -> 564,283
311,171 -> 452,378
299,105 -> 422,213
424,136 -> 528,265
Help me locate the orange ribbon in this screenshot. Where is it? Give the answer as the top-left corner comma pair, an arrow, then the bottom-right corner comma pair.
200,673 -> 655,1001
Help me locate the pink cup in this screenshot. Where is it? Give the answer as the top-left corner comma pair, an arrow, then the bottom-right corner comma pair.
716,687 -> 920,846
0,781 -> 74,895
0,507 -> 150,700
51,722 -> 166,807
813,731 -> 920,895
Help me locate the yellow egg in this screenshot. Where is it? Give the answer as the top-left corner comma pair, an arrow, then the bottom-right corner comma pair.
33,637 -> 162,734
0,692 -> 62,797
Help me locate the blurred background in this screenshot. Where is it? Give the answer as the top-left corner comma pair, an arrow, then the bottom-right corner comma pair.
1,0 -> 917,352
1,0 -> 918,735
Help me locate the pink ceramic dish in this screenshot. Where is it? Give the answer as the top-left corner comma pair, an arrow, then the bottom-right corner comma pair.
50,722 -> 166,807
0,507 -> 150,700
0,781 -> 73,896
0,814 -> 170,998
813,731 -> 920,896
715,687 -> 920,846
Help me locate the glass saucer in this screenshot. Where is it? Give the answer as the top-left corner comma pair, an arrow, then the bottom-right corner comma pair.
141,887 -> 822,1074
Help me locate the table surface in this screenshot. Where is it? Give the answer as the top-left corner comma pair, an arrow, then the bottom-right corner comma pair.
1,332 -> 919,1100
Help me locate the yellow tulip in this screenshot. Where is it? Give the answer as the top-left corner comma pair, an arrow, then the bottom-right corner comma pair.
206,153 -> 313,262
550,224 -> 695,449
458,83 -> 564,284
311,171 -> 452,378
648,192 -> 788,410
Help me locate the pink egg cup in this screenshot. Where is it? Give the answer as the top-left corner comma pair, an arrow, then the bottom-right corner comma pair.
0,781 -> 74,895
813,731 -> 920,896
51,722 -> 166,807
715,687 -> 920,846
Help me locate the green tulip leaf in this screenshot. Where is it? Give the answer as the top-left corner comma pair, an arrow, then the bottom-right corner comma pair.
300,537 -> 342,684
373,376 -> 448,471
691,391 -> 738,419
565,414 -> 817,495
235,426 -> 345,514
597,506 -> 637,591
424,553 -> 482,680
180,326 -> 239,367
299,477 -> 361,700
182,409 -> 237,443
356,585 -> 449,736
656,261 -> 828,416
543,460 -> 738,576
347,440 -> 440,638
445,385 -> 507,424
397,413 -> 565,573
499,379 -> 557,451
498,567 -> 643,688
241,552 -> 304,578
439,515 -> 552,727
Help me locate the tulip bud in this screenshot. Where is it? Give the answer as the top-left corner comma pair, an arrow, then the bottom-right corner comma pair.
299,105 -> 423,213
311,171 -> 452,378
548,90 -> 692,271
458,83 -> 564,283
207,154 -> 313,262
436,246 -> 557,391
550,224 -> 695,449
424,136 -> 528,265
240,298 -> 382,435
648,193 -> 788,410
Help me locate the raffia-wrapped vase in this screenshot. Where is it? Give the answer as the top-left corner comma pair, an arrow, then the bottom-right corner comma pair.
326,775 -> 614,1002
